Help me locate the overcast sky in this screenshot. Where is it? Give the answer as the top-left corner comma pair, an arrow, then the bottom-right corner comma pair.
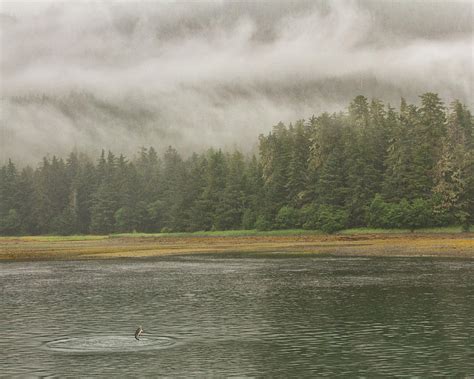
1,0 -> 472,163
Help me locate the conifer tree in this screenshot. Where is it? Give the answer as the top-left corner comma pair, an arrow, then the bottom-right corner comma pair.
286,120 -> 310,206
215,151 -> 246,229
317,145 -> 347,208
159,146 -> 187,231
259,122 -> 291,219
242,155 -> 264,229
433,101 -> 473,229
0,93 -> 470,235
90,151 -> 119,234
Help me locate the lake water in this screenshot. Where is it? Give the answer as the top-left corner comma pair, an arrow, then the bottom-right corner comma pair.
1,254 -> 473,377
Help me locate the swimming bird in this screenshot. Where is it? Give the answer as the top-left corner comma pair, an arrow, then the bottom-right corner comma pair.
135,326 -> 144,340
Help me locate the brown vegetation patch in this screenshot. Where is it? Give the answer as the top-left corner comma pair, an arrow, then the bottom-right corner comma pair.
0,233 -> 473,261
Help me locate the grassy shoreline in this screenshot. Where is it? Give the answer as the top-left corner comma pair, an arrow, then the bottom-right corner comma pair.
0,226 -> 467,242
0,228 -> 473,261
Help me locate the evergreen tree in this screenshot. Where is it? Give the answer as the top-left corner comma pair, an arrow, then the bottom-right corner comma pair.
411,93 -> 446,197
0,160 -> 20,234
259,122 -> 291,219
215,151 -> 246,230
90,151 -> 119,234
15,167 -> 38,234
75,160 -> 97,233
433,101 -> 473,229
349,95 -> 369,128
286,120 -> 310,206
185,153 -> 208,231
202,149 -> 227,230
159,146 -> 187,231
317,145 -> 347,208
0,160 -> 18,219
0,93 -> 470,235
383,100 -> 420,200
242,155 -> 264,229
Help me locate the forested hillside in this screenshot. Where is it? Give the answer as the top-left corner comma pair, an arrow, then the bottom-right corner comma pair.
1,93 -> 472,235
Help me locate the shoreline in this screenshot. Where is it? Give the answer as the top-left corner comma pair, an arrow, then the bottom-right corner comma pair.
1,232 -> 473,261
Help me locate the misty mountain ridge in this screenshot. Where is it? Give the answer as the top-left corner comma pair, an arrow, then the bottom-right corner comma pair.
2,73 -> 471,165
1,1 -> 472,163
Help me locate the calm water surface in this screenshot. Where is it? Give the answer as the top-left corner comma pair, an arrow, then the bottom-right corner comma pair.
1,254 -> 473,377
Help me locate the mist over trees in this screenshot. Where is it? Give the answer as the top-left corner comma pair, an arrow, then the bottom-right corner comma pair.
1,93 -> 472,235
2,1 -> 472,164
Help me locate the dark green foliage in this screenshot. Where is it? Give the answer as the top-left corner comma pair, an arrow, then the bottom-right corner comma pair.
299,204 -> 319,230
367,194 -> 391,228
51,207 -> 78,236
1,93 -> 471,235
275,206 -> 299,229
286,121 -> 311,206
259,122 -> 292,216
214,151 -> 246,230
317,206 -> 349,234
317,145 -> 347,208
255,215 -> 272,231
159,146 -> 188,231
433,100 -> 474,230
90,152 -> 120,234
90,181 -> 118,234
404,198 -> 434,231
345,98 -> 389,226
15,167 -> 38,234
368,196 -> 444,231
185,154 -> 208,232
367,194 -> 409,229
74,161 -> 97,234
241,209 -> 256,229
0,160 -> 18,219
34,156 -> 70,233
2,209 -> 21,235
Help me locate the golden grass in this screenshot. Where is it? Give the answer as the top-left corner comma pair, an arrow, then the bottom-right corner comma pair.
0,233 -> 473,261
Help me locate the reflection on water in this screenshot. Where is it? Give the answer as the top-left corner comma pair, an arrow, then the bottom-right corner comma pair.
1,254 -> 473,377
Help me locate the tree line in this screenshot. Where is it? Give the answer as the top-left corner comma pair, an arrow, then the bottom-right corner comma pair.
1,93 -> 472,235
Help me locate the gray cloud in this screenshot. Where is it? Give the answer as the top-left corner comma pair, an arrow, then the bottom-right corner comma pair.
1,0 -> 472,163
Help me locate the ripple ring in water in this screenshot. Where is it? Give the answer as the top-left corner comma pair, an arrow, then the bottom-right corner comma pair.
44,335 -> 176,353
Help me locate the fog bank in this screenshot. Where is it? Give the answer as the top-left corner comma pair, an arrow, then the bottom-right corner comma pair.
1,1 -> 472,163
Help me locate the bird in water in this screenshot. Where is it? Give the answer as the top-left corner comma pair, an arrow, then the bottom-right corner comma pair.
135,326 -> 144,340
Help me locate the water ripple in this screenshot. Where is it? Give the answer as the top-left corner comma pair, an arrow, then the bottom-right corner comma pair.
44,335 -> 176,353
1,256 -> 473,377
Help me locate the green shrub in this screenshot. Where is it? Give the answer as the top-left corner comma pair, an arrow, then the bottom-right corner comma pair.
51,208 -> 78,236
241,209 -> 256,230
401,198 -> 433,231
275,206 -> 299,229
367,194 -> 388,228
0,209 -> 21,235
299,203 -> 319,230
318,205 -> 349,234
255,215 -> 272,231
368,196 -> 443,230
368,195 -> 407,228
114,207 -> 134,233
383,202 -> 404,228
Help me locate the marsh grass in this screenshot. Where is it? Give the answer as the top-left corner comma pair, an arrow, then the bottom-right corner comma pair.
111,229 -> 324,239
1,226 -> 472,261
0,235 -> 107,242
112,226 -> 465,239
0,226 -> 466,242
340,226 -> 465,235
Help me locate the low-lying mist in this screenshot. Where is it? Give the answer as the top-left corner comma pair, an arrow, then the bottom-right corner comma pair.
1,0 -> 472,164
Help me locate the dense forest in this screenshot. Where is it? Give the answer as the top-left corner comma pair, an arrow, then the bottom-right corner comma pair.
1,93 -> 472,235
